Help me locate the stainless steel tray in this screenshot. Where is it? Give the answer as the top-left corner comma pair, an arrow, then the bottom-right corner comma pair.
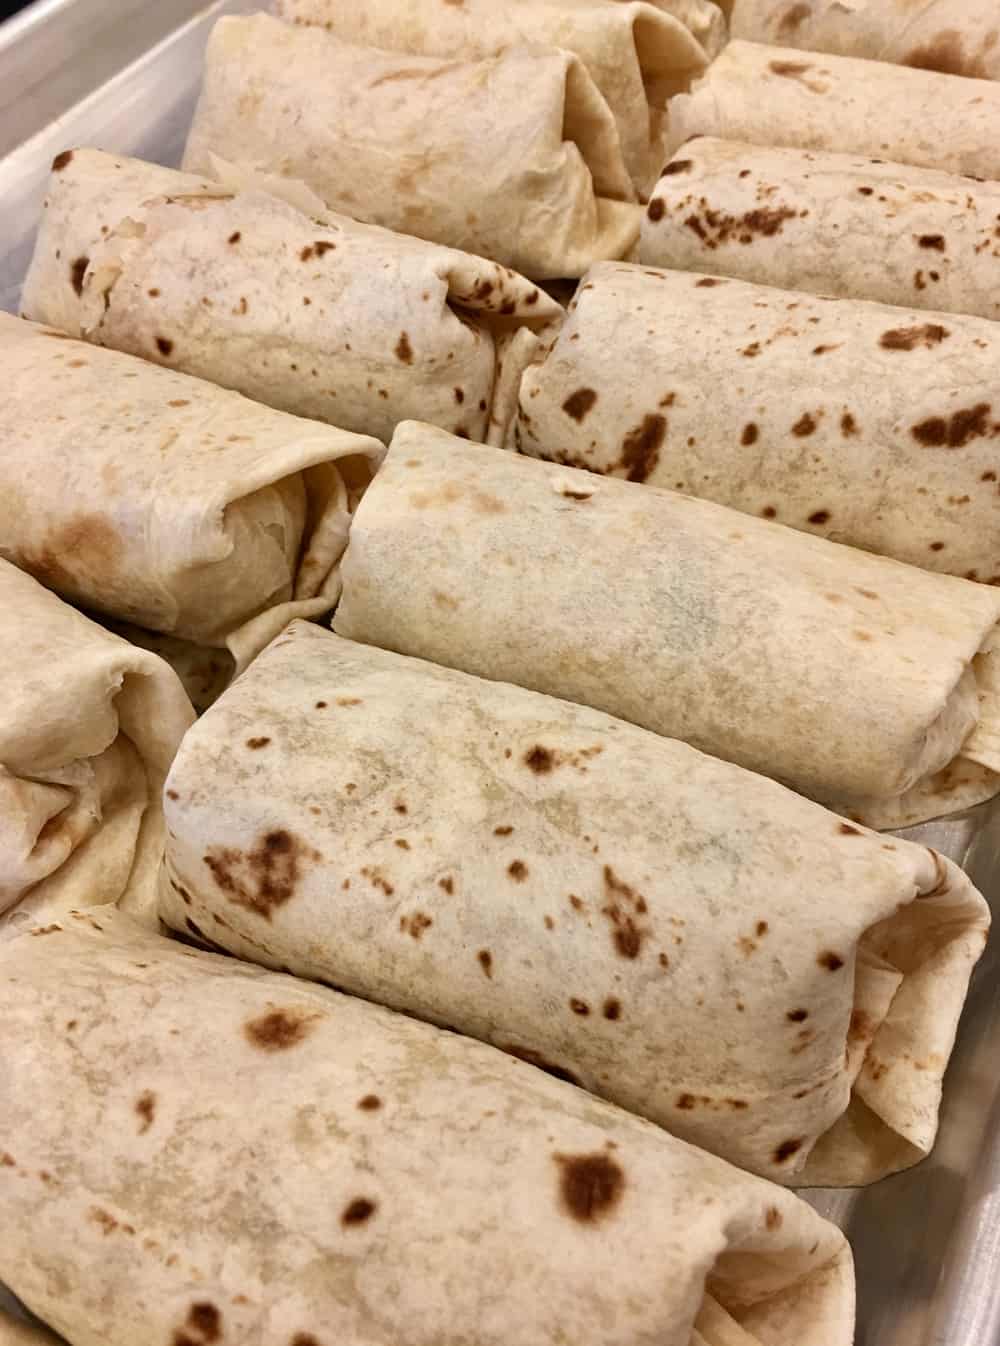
1,5 -> 999,1343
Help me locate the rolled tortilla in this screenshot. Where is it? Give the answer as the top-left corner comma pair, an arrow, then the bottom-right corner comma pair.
158,622 -> 990,1185
182,14 -> 642,279
0,912 -> 855,1346
20,148 -> 561,444
271,0 -> 725,194
0,314 -> 383,669
0,560 -> 194,939
641,137 -> 1000,322
334,424 -> 1000,829
729,0 -> 1000,83
510,261 -> 1000,583
667,40 -> 1000,180
96,619 -> 235,715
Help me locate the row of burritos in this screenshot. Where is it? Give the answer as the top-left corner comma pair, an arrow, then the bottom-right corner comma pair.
3,3 -> 999,1341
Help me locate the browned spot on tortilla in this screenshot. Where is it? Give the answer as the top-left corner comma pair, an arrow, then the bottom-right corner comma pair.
983,471 -> 998,482
662,160 -> 693,177
524,745 -> 554,773
135,1090 -> 156,1133
155,336 -> 174,357
70,256 -> 88,295
773,1138 -> 804,1164
912,404 -> 992,447
905,30 -> 987,78
603,997 -> 622,1020
453,387 -> 464,404
880,323 -> 949,351
676,1093 -> 697,1110
180,1304 -> 221,1344
508,860 -> 528,882
561,487 -> 593,500
762,505 -> 777,518
400,911 -> 433,939
395,801 -> 408,814
52,149 -> 74,171
562,388 -> 597,422
23,512 -> 124,592
358,1094 -> 381,1111
619,413 -> 665,482
0,1153 -> 14,1167
90,1207 -> 118,1235
337,697 -> 362,707
341,1198 -> 377,1226
395,331 -> 413,364
929,541 -> 946,551
918,234 -> 945,251
601,865 -> 649,959
858,186 -> 874,196
227,231 -> 241,245
792,412 -> 817,436
787,1009 -> 809,1022
741,422 -> 759,445
290,1336 -> 321,1346
494,825 -> 513,836
841,412 -> 858,437
839,822 -> 863,835
808,509 -> 830,524
246,736 -> 271,750
849,1010 -> 874,1041
756,921 -> 769,937
569,998 -> 590,1016
477,949 -> 493,978
168,398 -> 189,407
502,1044 -> 581,1086
766,1205 -> 784,1229
569,894 -> 585,911
438,876 -> 454,894
768,60 -> 826,92
244,1007 -> 319,1051
696,277 -> 721,286
554,1151 -> 625,1224
818,951 -> 845,971
778,2 -> 811,32
646,198 -> 665,222
203,830 -> 319,919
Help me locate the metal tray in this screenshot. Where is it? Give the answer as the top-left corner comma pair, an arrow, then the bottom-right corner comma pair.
1,5 -> 999,1343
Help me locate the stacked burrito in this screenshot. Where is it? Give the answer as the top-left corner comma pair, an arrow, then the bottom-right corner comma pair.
6,0 -> 1000,1341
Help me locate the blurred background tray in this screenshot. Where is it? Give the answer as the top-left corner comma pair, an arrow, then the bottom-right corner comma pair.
1,3 -> 999,1343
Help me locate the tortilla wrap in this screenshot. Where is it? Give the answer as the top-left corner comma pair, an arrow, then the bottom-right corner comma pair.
96,619 -> 234,715
641,137 -> 1000,322
182,14 -> 642,279
334,424 -> 1000,829
0,561 -> 193,942
0,913 -> 855,1346
667,40 -> 1000,180
728,0 -> 1000,83
509,261 -> 1000,583
159,621 -> 989,1185
20,149 -> 561,444
270,0 -> 725,195
0,314 -> 383,670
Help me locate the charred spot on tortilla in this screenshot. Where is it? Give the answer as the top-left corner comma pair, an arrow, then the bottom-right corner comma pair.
292,1336 -> 322,1346
983,471 -> 998,482
358,1094 -> 382,1111
787,1009 -> 809,1022
569,998 -> 590,1016
135,1090 -> 156,1133
70,256 -> 89,296
603,997 -> 622,1021
857,186 -> 874,196
228,231 -> 241,244
561,487 -> 593,500
554,1151 -> 625,1224
918,234 -> 946,251
508,860 -> 528,882
684,214 -> 708,241
181,1304 -> 221,1343
341,1197 -> 377,1227
879,323 -> 949,351
792,413 -> 817,437
807,509 -> 830,524
315,700 -> 327,709
762,505 -> 777,518
662,159 -> 693,177
499,298 -> 517,316
696,277 -> 721,287
52,149 -> 74,171
524,745 -> 555,773
562,387 -> 597,422
773,1138 -> 804,1164
841,412 -> 858,437
246,736 -> 271,750
502,1044 -> 581,1087
756,921 -> 769,937
818,951 -> 845,971
394,801 -> 408,814
244,1007 -> 318,1051
911,404 -> 992,447
676,1093 -> 696,1110
646,198 -> 665,222
477,950 -> 493,978
156,336 -> 174,357
203,830 -> 318,918
905,30 -> 983,78
619,413 -> 665,483
400,912 -> 432,939
494,825 -> 513,836
438,876 -> 454,894
395,331 -> 413,364
453,387 -> 465,404
602,866 -> 648,959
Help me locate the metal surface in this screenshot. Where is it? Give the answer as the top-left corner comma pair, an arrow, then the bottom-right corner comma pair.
1,5 -> 999,1343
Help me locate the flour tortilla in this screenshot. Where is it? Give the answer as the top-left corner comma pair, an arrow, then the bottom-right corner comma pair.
160,622 -> 988,1185
20,148 -> 561,443
668,40 -> 1000,180
270,0 -> 725,195
183,14 -> 641,279
334,424 -> 1000,829
641,137 -> 1000,322
729,0 -> 1000,82
0,911 -> 854,1346
0,314 -> 383,670
0,561 -> 193,941
95,619 -> 234,715
510,261 -> 1000,583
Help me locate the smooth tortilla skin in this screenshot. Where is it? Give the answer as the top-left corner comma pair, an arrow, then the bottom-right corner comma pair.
183,15 -> 641,279
513,261 -> 1000,583
641,137 -> 1000,323
668,41 -> 1000,180
730,0 -> 1000,82
0,912 -> 855,1346
159,623 -> 989,1185
0,561 -> 194,937
333,424 -> 1000,828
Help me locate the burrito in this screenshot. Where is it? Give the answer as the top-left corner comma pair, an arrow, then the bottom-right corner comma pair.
728,0 -> 1000,82
334,424 -> 1000,829
0,912 -> 855,1346
641,138 -> 1000,322
159,622 -> 989,1185
0,314 -> 383,669
509,261 -> 1000,583
20,149 -> 562,444
667,40 -> 1000,180
183,15 -> 642,279
0,561 -> 193,939
270,0 -> 725,195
